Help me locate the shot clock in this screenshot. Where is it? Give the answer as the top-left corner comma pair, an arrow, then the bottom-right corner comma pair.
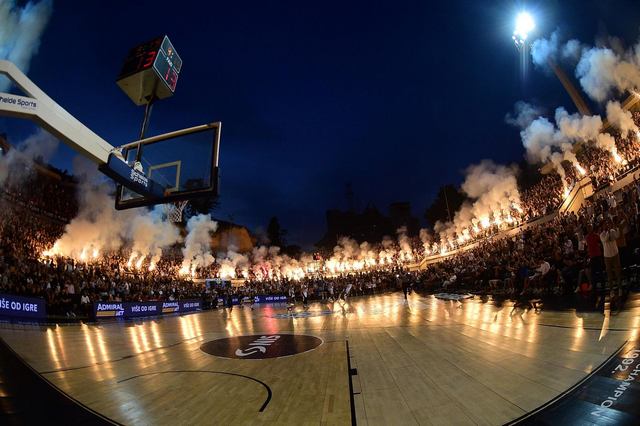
116,36 -> 182,105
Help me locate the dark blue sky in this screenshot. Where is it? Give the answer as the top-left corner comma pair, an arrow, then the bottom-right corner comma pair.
3,0 -> 640,247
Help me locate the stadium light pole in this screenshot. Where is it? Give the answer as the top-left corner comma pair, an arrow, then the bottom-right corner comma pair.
512,11 -> 591,116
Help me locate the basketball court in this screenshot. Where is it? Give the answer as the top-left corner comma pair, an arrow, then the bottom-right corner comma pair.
1,292 -> 638,425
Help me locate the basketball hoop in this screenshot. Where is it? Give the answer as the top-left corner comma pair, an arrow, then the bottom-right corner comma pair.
163,200 -> 188,223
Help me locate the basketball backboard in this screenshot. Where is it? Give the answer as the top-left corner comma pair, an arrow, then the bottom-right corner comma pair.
100,122 -> 221,210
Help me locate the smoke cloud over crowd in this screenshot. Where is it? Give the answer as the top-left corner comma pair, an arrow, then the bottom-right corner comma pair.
0,0 -> 53,92
0,128 -> 58,185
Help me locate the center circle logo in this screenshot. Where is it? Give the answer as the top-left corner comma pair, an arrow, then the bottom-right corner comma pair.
200,334 -> 322,359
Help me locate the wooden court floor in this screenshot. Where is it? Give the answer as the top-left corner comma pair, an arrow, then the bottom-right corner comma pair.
0,292 -> 638,425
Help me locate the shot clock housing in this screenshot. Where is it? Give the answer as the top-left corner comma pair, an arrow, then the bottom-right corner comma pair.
116,35 -> 182,105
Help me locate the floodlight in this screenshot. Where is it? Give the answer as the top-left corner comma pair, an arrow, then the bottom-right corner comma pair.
513,12 -> 535,47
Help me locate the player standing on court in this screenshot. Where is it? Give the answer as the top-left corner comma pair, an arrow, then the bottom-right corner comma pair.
340,281 -> 353,303
301,282 -> 309,309
287,283 -> 296,313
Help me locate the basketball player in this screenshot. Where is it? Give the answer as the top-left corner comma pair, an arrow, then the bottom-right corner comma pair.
238,289 -> 244,309
340,281 -> 353,303
402,276 -> 410,301
301,282 -> 309,309
226,290 -> 234,312
328,281 -> 335,302
287,284 -> 296,313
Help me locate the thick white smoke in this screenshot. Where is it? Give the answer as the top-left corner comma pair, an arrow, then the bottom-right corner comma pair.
129,207 -> 181,270
0,128 -> 58,185
461,160 -> 521,217
180,214 -> 218,275
396,227 -> 413,261
50,182 -> 134,258
434,160 -> 521,248
530,31 -> 640,102
0,0 -> 53,92
531,31 -> 561,68
554,107 -> 602,142
576,43 -> 640,102
606,100 -> 638,139
48,180 -> 182,268
530,31 -> 583,69
519,116 -> 561,164
513,102 -> 613,171
505,101 -> 543,129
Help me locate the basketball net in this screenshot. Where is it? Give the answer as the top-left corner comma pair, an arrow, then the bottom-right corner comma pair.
163,200 -> 189,223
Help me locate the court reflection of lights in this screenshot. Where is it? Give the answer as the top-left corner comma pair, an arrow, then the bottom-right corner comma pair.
181,315 -> 197,339
180,314 -> 205,340
242,308 -> 256,335
82,324 -> 103,381
443,304 -> 451,320
94,326 -> 114,379
138,324 -> 151,352
526,315 -> 539,342
128,326 -> 143,354
628,314 -> 640,341
570,317 -> 584,352
489,310 -> 501,334
194,314 -> 203,337
46,327 -> 68,387
599,311 -> 610,341
150,321 -> 163,348
46,327 -> 62,371
428,298 -> 438,322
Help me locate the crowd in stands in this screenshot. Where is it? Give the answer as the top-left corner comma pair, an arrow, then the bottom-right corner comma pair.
0,201 -> 200,317
1,162 -> 78,221
580,116 -> 640,190
519,174 -> 564,220
2,111 -> 640,318
0,194 -> 406,317
416,181 -> 640,306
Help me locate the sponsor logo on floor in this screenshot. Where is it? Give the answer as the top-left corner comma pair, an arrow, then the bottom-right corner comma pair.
200,334 -> 323,359
511,340 -> 640,425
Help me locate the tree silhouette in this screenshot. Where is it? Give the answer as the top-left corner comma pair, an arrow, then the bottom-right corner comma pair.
267,216 -> 287,247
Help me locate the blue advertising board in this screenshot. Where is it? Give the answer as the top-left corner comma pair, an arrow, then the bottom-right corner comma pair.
180,300 -> 202,312
254,295 -> 288,303
125,301 -> 161,318
216,295 -> 288,305
0,294 -> 46,319
94,299 -> 201,319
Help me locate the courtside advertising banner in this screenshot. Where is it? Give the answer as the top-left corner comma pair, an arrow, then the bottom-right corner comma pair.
216,295 -> 288,305
179,300 -> 202,312
254,295 -> 288,303
125,301 -> 161,318
0,293 -> 46,319
94,299 -> 201,319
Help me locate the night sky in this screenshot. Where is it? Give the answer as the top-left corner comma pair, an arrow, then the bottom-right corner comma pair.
3,0 -> 640,248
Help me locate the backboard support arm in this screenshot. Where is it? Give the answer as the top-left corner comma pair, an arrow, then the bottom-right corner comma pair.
0,60 -> 115,164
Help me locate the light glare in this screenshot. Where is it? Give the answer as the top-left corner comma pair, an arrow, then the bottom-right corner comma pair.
513,12 -> 535,47
515,12 -> 535,37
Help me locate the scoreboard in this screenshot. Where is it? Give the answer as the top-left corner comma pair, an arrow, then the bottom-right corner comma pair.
153,36 -> 182,92
117,37 -> 162,79
116,36 -> 182,105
